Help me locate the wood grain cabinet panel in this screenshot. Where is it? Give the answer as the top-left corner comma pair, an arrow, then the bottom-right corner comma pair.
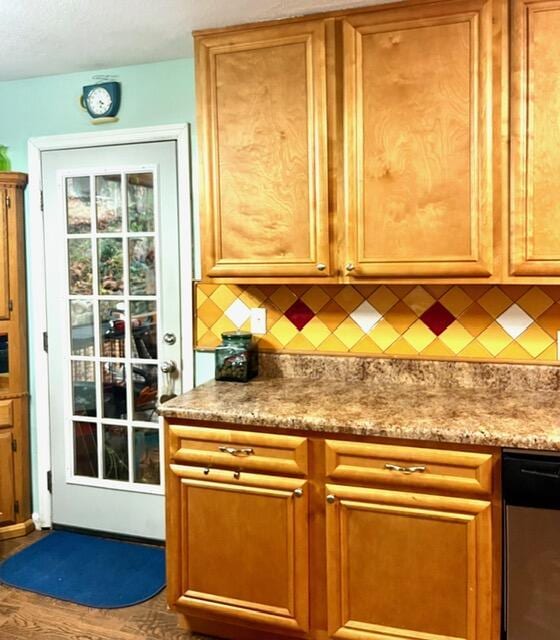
0,189 -> 9,319
167,465 -> 309,634
343,0 -> 495,278
0,429 -> 15,525
326,484 -> 493,639
196,21 -> 330,278
510,0 -> 560,276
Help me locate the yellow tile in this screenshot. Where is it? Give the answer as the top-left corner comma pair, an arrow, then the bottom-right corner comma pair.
301,286 -> 331,313
388,285 -> 415,298
535,303 -> 560,337
238,286 -> 268,307
537,343 -> 558,361
196,298 -> 224,328
334,287 -> 364,313
457,302 -> 493,337
268,285 -> 298,312
197,330 -> 220,348
457,340 -> 494,359
477,288 -> 512,318
196,318 -> 208,343
502,285 -> 532,301
440,287 -> 473,317
256,334 -> 284,350
209,315 -> 237,338
317,334 -> 348,353
265,304 -> 283,331
461,285 -> 492,301
403,286 -> 436,316
209,285 -> 238,311
316,300 -> 346,332
333,317 -> 364,349
477,322 -> 513,356
196,288 -> 208,309
197,283 -> 219,296
354,285 -> 378,298
402,319 -> 437,352
240,319 -> 251,332
539,285 -> 560,302
269,316 -> 299,346
495,342 -> 532,360
439,321 -> 475,354
368,286 -> 399,314
516,323 -> 554,357
370,319 -> 400,351
285,333 -> 315,351
424,285 -> 451,299
517,286 -> 554,319
350,335 -> 383,355
300,317 -> 332,348
383,301 -> 417,334
421,339 -> 455,358
385,337 -> 418,356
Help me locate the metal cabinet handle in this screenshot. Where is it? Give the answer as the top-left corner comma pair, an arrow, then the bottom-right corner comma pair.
316,263 -> 327,271
293,488 -> 304,498
326,494 -> 336,504
345,263 -> 355,272
218,446 -> 255,457
384,463 -> 427,475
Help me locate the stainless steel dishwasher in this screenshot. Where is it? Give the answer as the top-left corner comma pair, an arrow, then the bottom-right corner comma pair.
503,450 -> 560,639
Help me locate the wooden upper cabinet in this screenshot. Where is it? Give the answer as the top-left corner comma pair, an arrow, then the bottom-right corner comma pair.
343,0 -> 496,279
0,189 -> 9,320
510,0 -> 560,276
196,21 -> 331,278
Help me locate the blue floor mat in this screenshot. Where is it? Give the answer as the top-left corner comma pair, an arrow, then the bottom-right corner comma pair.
0,530 -> 165,608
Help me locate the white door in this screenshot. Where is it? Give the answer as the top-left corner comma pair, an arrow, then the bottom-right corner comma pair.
42,141 -> 184,540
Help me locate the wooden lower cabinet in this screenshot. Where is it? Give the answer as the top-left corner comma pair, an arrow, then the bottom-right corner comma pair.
165,425 -> 500,640
326,484 -> 493,639
0,428 -> 15,525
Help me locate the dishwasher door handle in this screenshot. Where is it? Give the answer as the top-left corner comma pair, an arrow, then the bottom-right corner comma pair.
521,468 -> 560,479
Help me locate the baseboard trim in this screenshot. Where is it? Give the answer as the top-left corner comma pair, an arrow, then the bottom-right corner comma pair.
51,523 -> 165,547
0,519 -> 35,541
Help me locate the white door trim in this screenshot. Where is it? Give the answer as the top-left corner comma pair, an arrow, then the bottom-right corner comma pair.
28,124 -> 194,528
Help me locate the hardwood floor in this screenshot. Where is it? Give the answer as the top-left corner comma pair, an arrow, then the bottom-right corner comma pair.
0,531 -> 220,640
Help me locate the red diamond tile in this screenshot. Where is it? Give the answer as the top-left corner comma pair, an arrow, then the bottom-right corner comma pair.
420,301 -> 456,336
285,299 -> 315,331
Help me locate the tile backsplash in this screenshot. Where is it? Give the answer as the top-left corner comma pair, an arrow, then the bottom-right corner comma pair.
196,283 -> 560,363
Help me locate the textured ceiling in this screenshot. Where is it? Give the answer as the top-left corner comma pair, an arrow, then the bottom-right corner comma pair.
1,0 -> 389,81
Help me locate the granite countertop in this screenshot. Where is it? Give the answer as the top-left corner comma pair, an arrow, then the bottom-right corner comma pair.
159,354 -> 560,451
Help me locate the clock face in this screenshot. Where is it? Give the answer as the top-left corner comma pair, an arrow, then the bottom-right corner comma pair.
86,87 -> 113,116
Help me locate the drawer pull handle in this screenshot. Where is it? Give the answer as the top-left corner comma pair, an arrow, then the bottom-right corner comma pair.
293,488 -> 304,498
384,463 -> 426,475
326,494 -> 336,504
219,446 -> 255,457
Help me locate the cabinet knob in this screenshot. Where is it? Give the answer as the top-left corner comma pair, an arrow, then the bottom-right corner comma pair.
293,488 -> 304,498
326,494 -> 336,504
316,263 -> 327,272
345,263 -> 355,272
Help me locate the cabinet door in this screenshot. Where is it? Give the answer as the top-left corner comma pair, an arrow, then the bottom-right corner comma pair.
343,0 -> 495,278
0,429 -> 15,525
326,485 -> 493,639
196,20 -> 331,278
0,189 -> 9,319
169,466 -> 309,634
510,0 -> 560,276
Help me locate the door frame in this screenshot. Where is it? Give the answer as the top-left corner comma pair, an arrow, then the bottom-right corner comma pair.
28,124 -> 194,528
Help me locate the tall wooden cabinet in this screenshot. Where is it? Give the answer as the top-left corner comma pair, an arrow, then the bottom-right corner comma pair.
195,0 -> 503,283
0,172 -> 33,540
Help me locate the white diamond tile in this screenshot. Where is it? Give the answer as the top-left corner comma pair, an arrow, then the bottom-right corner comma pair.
350,300 -> 382,334
496,303 -> 533,339
224,298 -> 251,328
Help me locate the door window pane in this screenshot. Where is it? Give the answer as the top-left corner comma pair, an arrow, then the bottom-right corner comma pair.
129,237 -> 156,295
103,424 -> 129,481
72,361 -> 97,417
128,173 -> 154,232
96,175 -> 122,232
98,238 -> 124,295
66,177 -> 91,234
68,239 -> 93,295
102,362 -> 127,419
70,301 -> 94,356
74,422 -> 98,477
132,364 -> 158,422
131,301 -> 157,359
100,300 -> 125,357
0,333 -> 8,388
133,428 -> 160,484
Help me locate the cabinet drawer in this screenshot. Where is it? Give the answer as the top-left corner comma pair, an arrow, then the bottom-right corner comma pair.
169,425 -> 308,476
0,400 -> 13,428
325,440 -> 493,496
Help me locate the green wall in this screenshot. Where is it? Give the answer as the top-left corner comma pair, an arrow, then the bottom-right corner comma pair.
0,57 -> 213,514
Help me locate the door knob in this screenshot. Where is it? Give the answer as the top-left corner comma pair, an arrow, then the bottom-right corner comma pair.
163,332 -> 176,345
160,360 -> 177,374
